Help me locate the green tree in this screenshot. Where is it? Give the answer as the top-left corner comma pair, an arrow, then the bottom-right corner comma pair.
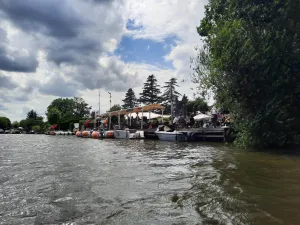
186,98 -> 209,114
47,108 -> 61,125
12,121 -> 20,128
46,97 -> 91,122
0,117 -> 11,129
122,88 -> 137,108
193,0 -> 300,148
27,110 -> 37,120
109,104 -> 122,112
73,97 -> 91,118
161,78 -> 181,114
19,120 -> 28,130
31,125 -> 41,133
90,111 -> 96,119
139,74 -> 161,105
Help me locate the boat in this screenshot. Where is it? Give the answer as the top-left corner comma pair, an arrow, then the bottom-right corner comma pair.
155,130 -> 186,142
113,129 -> 144,139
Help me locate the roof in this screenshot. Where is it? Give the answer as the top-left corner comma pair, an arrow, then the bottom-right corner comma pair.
98,104 -> 165,117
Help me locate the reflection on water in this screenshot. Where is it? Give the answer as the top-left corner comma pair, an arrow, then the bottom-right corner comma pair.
0,135 -> 300,224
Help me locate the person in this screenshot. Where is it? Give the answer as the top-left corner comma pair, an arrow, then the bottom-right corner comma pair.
172,116 -> 179,130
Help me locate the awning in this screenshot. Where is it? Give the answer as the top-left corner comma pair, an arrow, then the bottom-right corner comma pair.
99,104 -> 165,117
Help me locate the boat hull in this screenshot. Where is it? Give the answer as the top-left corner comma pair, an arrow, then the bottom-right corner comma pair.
113,130 -> 144,139
155,131 -> 186,142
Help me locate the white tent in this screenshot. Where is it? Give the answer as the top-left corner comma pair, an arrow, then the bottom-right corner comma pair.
125,112 -> 170,119
194,113 -> 211,121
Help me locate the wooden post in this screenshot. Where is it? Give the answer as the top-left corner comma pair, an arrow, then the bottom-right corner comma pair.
141,107 -> 144,130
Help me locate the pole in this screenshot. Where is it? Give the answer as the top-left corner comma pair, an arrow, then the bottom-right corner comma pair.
141,107 -> 144,130
108,92 -> 112,111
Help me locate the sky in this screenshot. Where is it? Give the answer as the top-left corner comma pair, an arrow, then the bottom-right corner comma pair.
0,0 -> 208,121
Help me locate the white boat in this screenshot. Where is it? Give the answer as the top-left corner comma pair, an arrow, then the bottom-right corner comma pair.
155,130 -> 186,142
113,129 -> 144,139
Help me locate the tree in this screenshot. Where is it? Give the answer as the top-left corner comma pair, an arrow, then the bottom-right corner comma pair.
90,111 -> 96,119
47,108 -> 61,125
19,120 -> 28,130
27,110 -> 37,120
46,97 -> 91,123
186,98 -> 209,114
122,88 -> 137,108
73,97 -> 91,118
12,121 -> 20,128
0,117 -> 11,129
193,0 -> 300,148
31,125 -> 41,133
161,78 -> 181,114
139,74 -> 161,105
109,104 -> 122,112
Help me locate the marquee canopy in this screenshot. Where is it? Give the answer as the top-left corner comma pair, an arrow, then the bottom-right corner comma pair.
98,104 -> 165,117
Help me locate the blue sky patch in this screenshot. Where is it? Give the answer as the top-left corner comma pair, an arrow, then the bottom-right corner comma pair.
126,19 -> 143,31
115,35 -> 179,69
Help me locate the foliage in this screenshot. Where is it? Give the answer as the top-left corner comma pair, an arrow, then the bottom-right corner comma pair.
27,110 -> 37,120
186,97 -> 209,114
47,107 -> 61,125
73,97 -> 91,118
0,117 -> 11,129
139,74 -> 162,105
31,125 -> 41,133
109,104 -> 122,112
161,78 -> 181,114
12,121 -> 20,128
122,88 -> 138,108
46,97 -> 91,124
90,111 -> 96,119
19,120 -> 28,130
193,0 -> 300,148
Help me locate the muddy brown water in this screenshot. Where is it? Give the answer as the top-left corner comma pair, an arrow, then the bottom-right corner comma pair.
0,134 -> 300,225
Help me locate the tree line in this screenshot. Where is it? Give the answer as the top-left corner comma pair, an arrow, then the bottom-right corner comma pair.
0,76 -> 209,132
192,0 -> 300,148
119,74 -> 208,115
0,97 -> 91,132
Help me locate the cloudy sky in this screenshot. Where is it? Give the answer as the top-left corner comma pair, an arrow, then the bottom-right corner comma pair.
0,0 -> 208,121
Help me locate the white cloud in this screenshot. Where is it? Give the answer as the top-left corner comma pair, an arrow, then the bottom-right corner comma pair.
0,0 -> 208,121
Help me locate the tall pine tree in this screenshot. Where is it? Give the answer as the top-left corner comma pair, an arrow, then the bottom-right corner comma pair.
122,88 -> 137,108
139,74 -> 161,105
161,78 -> 181,115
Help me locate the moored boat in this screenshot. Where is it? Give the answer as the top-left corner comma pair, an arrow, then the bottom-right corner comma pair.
113,129 -> 144,139
155,130 -> 186,142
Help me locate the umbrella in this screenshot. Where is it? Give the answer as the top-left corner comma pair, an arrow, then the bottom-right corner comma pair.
194,113 -> 210,121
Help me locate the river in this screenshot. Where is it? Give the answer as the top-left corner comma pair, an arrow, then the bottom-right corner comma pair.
0,134 -> 299,225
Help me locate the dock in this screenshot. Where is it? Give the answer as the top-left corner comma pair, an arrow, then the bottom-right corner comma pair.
144,127 -> 235,142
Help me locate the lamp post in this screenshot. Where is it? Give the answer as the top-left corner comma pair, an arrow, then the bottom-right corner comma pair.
108,92 -> 111,111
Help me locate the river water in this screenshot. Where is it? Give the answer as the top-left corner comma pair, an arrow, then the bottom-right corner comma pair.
0,135 -> 300,225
